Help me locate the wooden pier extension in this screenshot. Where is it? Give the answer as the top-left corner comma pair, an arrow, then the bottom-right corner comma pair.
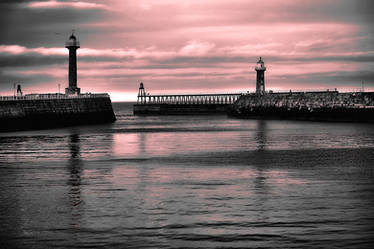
137,93 -> 241,105
133,82 -> 242,115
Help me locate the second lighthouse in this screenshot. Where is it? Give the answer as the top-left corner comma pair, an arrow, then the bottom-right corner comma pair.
65,33 -> 81,95
255,57 -> 266,95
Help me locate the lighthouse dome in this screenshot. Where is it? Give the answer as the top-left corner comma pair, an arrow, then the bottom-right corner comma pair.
255,57 -> 266,71
69,34 -> 77,41
65,32 -> 80,48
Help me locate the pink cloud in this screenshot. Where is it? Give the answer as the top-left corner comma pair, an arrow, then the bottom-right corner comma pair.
2,42 -> 372,63
0,45 -> 65,56
2,0 -> 374,100
179,40 -> 216,56
0,45 -> 27,54
27,0 -> 111,10
2,40 -> 373,101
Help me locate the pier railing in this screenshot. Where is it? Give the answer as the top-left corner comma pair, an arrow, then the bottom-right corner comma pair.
137,93 -> 242,105
0,93 -> 110,101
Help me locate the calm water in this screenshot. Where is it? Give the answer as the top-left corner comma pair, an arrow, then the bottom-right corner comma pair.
1,102 -> 374,248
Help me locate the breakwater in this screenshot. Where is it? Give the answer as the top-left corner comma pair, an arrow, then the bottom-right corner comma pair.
133,103 -> 229,115
229,91 -> 374,122
0,94 -> 116,131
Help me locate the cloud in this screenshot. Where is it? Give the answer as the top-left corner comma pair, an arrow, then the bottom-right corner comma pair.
272,70 -> 374,90
179,40 -> 215,56
0,0 -> 109,47
0,70 -> 54,92
1,0 -> 374,98
4,42 -> 373,67
27,0 -> 111,11
0,54 -> 65,68
0,44 -> 175,61
0,45 -> 65,55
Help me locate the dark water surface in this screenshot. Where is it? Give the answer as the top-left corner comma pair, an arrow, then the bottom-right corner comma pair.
1,102 -> 374,248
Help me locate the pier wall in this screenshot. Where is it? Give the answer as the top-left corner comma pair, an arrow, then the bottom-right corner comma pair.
0,96 -> 116,131
133,104 -> 229,115
229,92 -> 374,122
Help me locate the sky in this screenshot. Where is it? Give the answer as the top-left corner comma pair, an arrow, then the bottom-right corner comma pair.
1,0 -> 374,101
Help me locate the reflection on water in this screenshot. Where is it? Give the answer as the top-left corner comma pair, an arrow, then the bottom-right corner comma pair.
1,115 -> 374,162
138,132 -> 146,154
253,120 -> 269,204
0,105 -> 374,248
69,134 -> 81,159
255,120 -> 267,151
67,134 -> 83,228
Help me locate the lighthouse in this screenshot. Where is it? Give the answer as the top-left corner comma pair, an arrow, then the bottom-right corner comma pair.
255,57 -> 266,95
137,82 -> 146,104
65,32 -> 81,95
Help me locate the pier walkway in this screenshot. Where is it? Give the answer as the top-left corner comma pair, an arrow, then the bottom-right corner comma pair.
0,93 -> 110,101
136,82 -> 242,105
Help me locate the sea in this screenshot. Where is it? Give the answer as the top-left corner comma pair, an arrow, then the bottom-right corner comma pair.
0,102 -> 374,249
